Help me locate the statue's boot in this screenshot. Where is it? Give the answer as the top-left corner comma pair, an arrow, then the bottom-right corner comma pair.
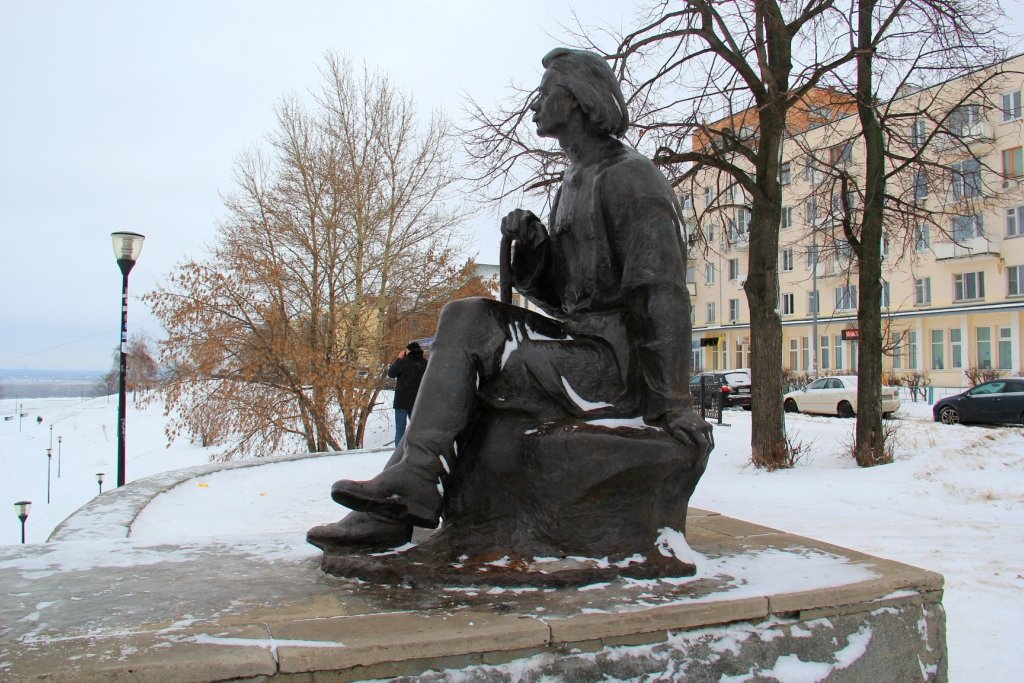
331,435 -> 448,528
306,511 -> 412,552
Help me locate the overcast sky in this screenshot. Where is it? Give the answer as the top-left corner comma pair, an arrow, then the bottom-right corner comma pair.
2,1 -> 1022,372
0,0 -> 635,371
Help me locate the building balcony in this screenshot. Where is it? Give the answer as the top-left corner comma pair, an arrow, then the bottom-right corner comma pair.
933,236 -> 1001,260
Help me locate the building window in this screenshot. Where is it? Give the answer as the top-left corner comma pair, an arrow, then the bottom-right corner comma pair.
782,248 -> 794,272
976,327 -> 992,369
789,338 -> 799,370
681,193 -> 693,210
726,183 -> 737,202
706,302 -> 716,324
806,244 -> 819,269
780,162 -> 791,186
820,335 -> 830,370
835,285 -> 857,311
950,328 -> 962,369
1007,207 -> 1024,237
1009,265 -> 1024,296
808,290 -> 819,314
931,329 -> 945,370
781,206 -> 793,229
735,339 -> 745,368
729,298 -> 741,322
805,196 -> 819,224
891,331 -> 902,370
913,170 -> 929,200
836,238 -> 853,263
1003,147 -> 1024,178
704,186 -> 714,207
881,280 -> 890,308
951,158 -> 982,200
835,335 -> 845,370
705,263 -> 716,284
914,277 -> 931,305
881,233 -> 890,260
731,208 -> 751,241
707,223 -> 716,242
728,258 -> 739,280
782,292 -> 795,315
998,327 -> 1013,369
828,142 -> 853,165
953,271 -> 985,301
910,118 -> 927,148
804,157 -> 821,183
914,223 -> 930,251
949,104 -> 982,135
1003,90 -> 1022,122
801,337 -> 810,371
908,330 -> 918,370
953,214 -> 983,242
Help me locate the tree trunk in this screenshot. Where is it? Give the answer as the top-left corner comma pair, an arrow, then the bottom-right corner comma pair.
745,201 -> 788,468
854,0 -> 887,467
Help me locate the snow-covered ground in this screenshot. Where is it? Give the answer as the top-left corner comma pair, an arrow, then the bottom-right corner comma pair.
1,393 -> 1022,682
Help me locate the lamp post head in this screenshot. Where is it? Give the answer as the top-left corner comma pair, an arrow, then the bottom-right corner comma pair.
14,500 -> 31,520
46,448 -> 52,459
96,473 -> 105,484
111,231 -> 146,277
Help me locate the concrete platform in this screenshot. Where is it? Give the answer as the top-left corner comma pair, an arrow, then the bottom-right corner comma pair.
0,453 -> 947,682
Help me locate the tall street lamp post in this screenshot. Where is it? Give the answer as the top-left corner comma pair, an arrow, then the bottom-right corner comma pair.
14,501 -> 31,544
96,472 -> 105,495
46,448 -> 52,504
57,436 -> 63,478
110,231 -> 145,488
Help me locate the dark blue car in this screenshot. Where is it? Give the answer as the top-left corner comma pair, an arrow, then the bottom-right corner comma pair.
932,379 -> 1024,426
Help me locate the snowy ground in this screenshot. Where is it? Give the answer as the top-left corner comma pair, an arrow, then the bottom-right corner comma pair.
1,392 -> 1022,682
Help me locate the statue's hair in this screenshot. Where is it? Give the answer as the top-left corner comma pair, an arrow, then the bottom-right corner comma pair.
541,48 -> 628,138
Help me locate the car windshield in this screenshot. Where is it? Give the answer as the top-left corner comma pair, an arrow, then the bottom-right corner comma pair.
723,372 -> 749,384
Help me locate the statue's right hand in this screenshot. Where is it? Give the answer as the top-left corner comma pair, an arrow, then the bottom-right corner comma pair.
500,209 -> 541,242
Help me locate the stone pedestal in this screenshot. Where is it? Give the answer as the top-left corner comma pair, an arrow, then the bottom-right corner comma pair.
322,416 -> 709,586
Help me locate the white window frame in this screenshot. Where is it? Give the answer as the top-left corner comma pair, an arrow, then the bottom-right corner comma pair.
915,223 -> 930,252
1003,90 -> 1022,122
706,302 -> 716,324
835,285 -> 858,311
951,158 -> 982,200
782,248 -> 794,272
729,298 -> 740,322
1007,206 -> 1024,237
705,262 -> 716,284
931,329 -> 945,370
781,206 -> 793,229
950,328 -> 963,369
782,292 -> 795,316
953,214 -> 984,242
914,277 -> 932,306
953,271 -> 985,302
780,162 -> 792,186
1008,264 -> 1024,296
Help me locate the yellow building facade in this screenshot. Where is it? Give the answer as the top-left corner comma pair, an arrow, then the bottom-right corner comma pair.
687,55 -> 1024,388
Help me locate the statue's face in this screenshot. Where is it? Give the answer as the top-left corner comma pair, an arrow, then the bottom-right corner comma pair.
530,70 -> 577,139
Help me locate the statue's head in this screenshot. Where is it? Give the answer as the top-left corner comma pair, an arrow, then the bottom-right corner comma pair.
539,48 -> 628,138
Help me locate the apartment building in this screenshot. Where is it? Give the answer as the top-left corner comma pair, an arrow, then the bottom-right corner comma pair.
686,54 -> 1024,387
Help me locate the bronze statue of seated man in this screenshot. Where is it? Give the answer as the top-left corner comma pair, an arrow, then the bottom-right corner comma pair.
308,48 -> 713,563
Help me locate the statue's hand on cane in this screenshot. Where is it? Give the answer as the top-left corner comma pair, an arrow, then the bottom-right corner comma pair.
499,209 -> 542,304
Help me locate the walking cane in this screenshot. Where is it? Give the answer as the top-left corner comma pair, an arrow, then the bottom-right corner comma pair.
499,234 -> 513,305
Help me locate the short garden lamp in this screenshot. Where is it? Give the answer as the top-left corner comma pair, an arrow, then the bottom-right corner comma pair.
14,501 -> 31,544
96,472 -> 105,495
111,231 -> 146,488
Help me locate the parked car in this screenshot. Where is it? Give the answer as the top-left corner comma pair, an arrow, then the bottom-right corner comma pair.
689,371 -> 752,409
932,379 -> 1024,425
782,375 -> 900,418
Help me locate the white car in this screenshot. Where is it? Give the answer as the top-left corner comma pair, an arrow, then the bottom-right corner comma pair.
783,375 -> 900,418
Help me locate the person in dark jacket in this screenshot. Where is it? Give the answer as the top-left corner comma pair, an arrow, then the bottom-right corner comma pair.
387,342 -> 427,445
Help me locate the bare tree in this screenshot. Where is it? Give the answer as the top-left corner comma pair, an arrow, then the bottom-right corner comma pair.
146,53 -> 478,459
466,1 -> 864,468
785,0 -> 1010,465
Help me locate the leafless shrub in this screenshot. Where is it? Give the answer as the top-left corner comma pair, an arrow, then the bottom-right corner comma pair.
964,366 -> 1005,387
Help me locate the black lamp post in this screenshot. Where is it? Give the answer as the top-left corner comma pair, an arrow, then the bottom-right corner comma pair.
111,231 -> 145,488
96,472 -> 105,495
57,436 -> 63,478
14,501 -> 31,544
46,448 -> 52,504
